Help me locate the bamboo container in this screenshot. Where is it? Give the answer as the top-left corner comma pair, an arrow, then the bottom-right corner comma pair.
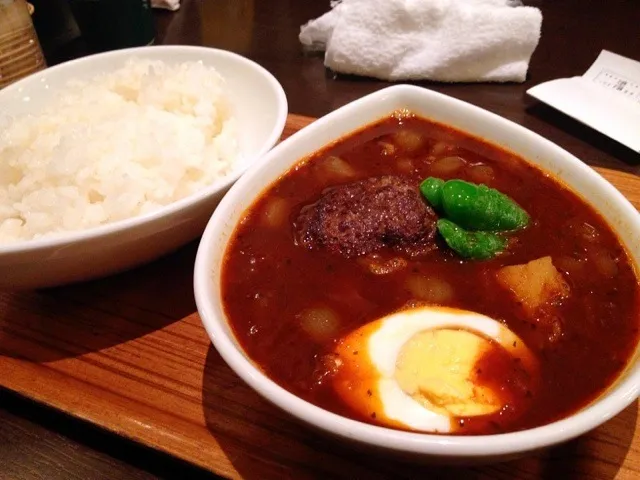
0,0 -> 46,89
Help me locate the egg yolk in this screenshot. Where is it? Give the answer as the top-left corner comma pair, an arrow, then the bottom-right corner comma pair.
394,329 -> 501,417
331,306 -> 538,433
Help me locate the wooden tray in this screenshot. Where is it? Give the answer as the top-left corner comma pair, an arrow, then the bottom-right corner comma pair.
1,114 -> 639,479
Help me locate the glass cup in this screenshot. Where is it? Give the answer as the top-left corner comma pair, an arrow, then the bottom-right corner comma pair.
68,0 -> 155,53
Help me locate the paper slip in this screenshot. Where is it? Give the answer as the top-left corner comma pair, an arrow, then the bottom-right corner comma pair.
527,50 -> 640,153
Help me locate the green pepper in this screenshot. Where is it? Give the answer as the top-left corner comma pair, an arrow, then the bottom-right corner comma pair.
437,219 -> 506,260
419,177 -> 445,210
421,178 -> 529,231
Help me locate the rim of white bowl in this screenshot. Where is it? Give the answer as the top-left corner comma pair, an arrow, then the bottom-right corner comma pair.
195,84 -> 640,457
0,45 -> 288,255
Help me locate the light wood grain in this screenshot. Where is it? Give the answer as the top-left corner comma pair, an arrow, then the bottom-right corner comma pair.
0,114 -> 639,480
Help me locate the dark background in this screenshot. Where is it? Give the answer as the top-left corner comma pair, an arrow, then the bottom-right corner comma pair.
2,1 -> 639,478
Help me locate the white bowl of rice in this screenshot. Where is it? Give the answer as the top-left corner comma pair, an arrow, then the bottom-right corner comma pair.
0,46 -> 287,289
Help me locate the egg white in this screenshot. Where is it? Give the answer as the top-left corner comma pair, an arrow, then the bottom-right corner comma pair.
333,306 -> 536,433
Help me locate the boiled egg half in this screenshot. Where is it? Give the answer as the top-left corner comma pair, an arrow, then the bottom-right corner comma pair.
332,306 -> 537,433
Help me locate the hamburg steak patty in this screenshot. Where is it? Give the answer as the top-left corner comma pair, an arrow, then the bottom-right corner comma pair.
295,175 -> 437,257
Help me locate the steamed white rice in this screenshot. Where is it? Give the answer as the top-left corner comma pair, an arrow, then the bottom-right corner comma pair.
0,59 -> 238,244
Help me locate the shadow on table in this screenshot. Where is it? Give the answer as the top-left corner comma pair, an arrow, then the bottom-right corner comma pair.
0,241 -> 199,362
526,103 -> 640,167
201,345 -> 636,480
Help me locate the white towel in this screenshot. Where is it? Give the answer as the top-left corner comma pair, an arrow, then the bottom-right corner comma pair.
151,0 -> 180,11
299,0 -> 543,83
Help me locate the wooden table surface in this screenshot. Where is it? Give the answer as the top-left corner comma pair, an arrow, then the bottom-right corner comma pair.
2,0 -> 640,479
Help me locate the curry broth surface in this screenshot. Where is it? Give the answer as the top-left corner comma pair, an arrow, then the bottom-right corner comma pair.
221,114 -> 640,435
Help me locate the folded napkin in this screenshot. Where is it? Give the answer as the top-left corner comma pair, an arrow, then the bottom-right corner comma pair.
299,0 -> 543,83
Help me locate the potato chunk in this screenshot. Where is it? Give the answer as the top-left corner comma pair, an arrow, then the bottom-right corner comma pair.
496,256 -> 569,313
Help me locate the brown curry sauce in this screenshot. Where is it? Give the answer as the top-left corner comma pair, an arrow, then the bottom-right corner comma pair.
221,113 -> 640,435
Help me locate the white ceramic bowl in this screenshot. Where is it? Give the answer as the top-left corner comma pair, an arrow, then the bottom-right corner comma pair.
0,46 -> 287,289
194,85 -> 640,463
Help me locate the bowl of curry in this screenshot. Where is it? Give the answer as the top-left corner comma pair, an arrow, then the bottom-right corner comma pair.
194,85 -> 640,462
